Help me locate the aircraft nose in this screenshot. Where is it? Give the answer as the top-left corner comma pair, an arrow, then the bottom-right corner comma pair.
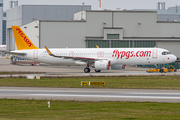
168,55 -> 177,62
172,55 -> 177,62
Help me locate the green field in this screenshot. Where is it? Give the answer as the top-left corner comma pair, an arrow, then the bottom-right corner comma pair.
0,76 -> 180,89
1,76 -> 180,119
0,99 -> 180,120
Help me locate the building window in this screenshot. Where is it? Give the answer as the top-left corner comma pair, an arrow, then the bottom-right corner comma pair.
3,13 -> 6,17
134,41 -> 156,48
107,34 -> 119,39
87,40 -> 156,48
3,20 -> 6,45
0,3 -> 3,7
111,40 -> 129,48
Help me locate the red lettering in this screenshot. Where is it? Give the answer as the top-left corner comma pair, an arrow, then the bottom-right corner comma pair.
20,33 -> 23,37
140,51 -> 144,57
112,50 -> 116,57
130,51 -> 134,57
136,51 -> 140,57
126,51 -> 130,59
112,50 -> 120,59
144,51 -> 151,57
16,28 -> 22,33
112,50 -> 151,59
16,28 -> 33,48
116,50 -> 120,59
120,51 -> 126,59
28,42 -> 32,47
24,36 -> 27,41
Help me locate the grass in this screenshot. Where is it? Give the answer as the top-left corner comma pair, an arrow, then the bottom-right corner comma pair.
0,99 -> 180,120
1,76 -> 180,119
0,76 -> 180,89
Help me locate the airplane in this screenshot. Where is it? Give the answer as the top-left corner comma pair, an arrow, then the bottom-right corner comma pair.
9,26 -> 177,73
0,45 -> 6,53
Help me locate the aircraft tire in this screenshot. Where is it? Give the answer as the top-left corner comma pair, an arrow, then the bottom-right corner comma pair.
95,70 -> 101,73
159,69 -> 164,73
84,68 -> 90,73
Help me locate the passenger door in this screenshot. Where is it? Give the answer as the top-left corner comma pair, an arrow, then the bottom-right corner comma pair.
152,49 -> 158,59
33,50 -> 39,59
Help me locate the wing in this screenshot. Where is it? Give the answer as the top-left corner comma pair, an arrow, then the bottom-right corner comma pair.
44,46 -> 97,63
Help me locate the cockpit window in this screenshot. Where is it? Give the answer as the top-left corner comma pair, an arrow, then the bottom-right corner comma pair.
162,51 -> 171,55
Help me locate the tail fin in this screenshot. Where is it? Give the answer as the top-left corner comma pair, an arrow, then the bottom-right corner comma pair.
12,26 -> 39,50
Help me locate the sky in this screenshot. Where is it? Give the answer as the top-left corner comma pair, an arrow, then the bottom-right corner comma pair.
3,0 -> 180,11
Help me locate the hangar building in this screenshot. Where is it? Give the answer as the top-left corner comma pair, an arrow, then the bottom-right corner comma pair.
0,0 -> 5,45
6,5 -> 91,50
7,10 -> 180,58
133,2 -> 180,21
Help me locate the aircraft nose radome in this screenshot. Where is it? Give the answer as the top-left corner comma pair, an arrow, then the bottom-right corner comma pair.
172,55 -> 177,62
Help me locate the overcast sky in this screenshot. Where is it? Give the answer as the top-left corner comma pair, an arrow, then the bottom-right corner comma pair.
3,0 -> 180,11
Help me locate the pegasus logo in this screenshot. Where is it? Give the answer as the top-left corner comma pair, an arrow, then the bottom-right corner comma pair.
16,28 -> 33,47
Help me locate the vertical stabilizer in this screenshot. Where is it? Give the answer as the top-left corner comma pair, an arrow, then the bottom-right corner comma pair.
12,26 -> 39,50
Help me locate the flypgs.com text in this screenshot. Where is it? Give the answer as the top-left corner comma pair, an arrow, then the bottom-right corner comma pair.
112,50 -> 151,59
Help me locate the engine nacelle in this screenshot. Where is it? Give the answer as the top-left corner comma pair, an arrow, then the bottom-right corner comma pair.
111,64 -> 126,70
94,60 -> 111,70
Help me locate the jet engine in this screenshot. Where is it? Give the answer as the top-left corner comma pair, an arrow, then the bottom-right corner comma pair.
94,60 -> 111,70
111,64 -> 126,70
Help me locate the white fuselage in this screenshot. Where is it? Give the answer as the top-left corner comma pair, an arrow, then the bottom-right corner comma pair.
0,45 -> 6,53
11,48 -> 177,65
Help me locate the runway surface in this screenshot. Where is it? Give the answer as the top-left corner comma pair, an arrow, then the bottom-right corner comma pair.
1,87 -> 180,103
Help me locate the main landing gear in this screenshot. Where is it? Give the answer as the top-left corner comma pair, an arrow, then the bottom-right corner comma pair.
84,68 -> 101,73
95,70 -> 101,73
84,63 -> 101,73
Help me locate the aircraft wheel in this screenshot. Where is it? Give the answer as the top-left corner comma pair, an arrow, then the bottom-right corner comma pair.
95,70 -> 101,73
84,68 -> 90,73
159,69 -> 164,73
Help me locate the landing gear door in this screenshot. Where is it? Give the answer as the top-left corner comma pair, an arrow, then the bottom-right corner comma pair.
152,49 -> 158,59
33,50 -> 39,59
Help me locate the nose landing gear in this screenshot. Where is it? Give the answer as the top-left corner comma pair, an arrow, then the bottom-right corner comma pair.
84,63 -> 91,73
84,67 -> 90,73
